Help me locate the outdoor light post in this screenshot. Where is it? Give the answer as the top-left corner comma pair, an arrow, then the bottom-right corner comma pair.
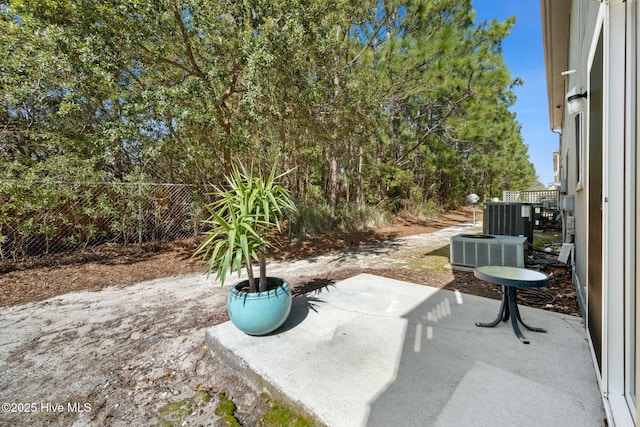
467,193 -> 480,226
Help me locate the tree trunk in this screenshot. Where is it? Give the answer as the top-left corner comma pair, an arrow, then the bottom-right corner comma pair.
258,252 -> 267,292
329,70 -> 340,216
329,154 -> 338,216
246,262 -> 256,293
357,145 -> 364,205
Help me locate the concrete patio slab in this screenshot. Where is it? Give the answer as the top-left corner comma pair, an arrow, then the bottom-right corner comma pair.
205,273 -> 604,427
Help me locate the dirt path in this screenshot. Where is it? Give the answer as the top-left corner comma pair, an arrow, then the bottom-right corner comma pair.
0,217 -> 576,426
1,210 -> 476,307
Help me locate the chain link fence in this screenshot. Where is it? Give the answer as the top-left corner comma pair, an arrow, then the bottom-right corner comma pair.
0,181 -> 213,261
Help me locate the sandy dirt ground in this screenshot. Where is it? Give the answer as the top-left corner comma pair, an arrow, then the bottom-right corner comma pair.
0,211 -> 578,426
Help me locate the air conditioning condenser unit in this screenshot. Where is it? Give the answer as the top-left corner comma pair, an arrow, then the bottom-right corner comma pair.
483,202 -> 534,243
450,234 -> 526,269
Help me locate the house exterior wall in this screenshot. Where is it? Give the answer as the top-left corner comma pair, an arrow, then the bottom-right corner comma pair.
542,0 -> 638,424
560,1 -> 600,316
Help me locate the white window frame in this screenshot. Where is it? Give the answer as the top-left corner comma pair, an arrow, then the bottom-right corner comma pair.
602,1 -> 637,426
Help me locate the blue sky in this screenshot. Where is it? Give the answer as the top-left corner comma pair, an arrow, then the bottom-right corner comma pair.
472,0 -> 557,187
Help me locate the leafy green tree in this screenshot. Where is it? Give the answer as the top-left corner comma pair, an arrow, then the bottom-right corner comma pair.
1,0 -> 541,243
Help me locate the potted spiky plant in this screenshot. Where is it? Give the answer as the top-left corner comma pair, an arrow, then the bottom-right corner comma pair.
194,163 -> 297,335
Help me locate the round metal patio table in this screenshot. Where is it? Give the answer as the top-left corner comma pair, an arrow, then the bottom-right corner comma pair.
474,265 -> 550,344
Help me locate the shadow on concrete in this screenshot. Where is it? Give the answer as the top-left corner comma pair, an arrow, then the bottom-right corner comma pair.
269,295 -> 324,335
364,274 -> 601,427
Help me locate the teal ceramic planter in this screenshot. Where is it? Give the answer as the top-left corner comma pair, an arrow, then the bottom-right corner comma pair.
227,277 -> 292,336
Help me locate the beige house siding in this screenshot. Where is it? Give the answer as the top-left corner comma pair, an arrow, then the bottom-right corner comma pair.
559,0 -> 600,317
542,0 -> 638,424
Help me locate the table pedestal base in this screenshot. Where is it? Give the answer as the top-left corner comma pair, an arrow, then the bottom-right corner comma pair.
475,285 -> 546,344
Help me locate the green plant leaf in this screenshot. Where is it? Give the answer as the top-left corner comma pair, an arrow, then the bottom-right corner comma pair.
194,163 -> 297,290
